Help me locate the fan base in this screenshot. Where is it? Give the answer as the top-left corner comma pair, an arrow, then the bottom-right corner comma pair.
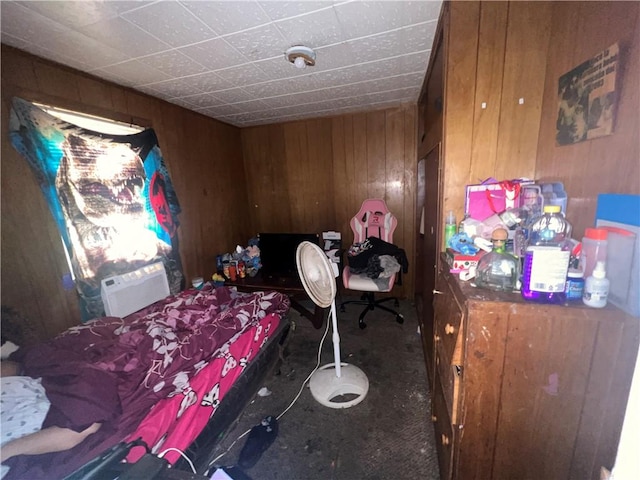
309,363 -> 369,409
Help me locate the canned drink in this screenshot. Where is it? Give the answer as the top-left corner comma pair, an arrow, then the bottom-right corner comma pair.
238,261 -> 246,278
228,264 -> 237,281
216,255 -> 223,272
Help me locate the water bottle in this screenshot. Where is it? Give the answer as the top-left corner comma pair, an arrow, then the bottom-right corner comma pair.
521,205 -> 572,303
444,210 -> 456,249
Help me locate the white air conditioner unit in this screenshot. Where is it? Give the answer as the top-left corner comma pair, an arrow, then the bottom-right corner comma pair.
100,262 -> 170,318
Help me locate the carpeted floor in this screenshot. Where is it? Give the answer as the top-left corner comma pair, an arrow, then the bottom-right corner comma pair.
208,296 -> 440,480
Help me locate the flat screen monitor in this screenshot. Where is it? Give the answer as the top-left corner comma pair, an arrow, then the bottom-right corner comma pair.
258,232 -> 319,280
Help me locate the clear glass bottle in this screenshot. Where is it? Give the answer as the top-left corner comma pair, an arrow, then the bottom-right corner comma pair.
521,205 -> 572,303
475,228 -> 520,292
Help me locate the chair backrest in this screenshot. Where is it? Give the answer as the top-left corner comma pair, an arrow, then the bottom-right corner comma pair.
349,198 -> 398,244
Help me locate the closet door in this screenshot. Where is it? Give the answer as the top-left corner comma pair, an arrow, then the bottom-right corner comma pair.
416,143 -> 442,387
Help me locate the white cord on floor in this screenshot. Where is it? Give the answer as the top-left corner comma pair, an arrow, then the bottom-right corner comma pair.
205,311 -> 332,472
157,447 -> 197,474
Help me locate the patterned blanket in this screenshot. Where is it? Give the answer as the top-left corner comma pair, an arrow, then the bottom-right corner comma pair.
5,286 -> 290,479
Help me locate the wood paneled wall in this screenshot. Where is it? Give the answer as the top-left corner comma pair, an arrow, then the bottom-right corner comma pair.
241,106 -> 417,299
434,1 -> 638,244
1,45 -> 250,339
536,1 -> 640,237
441,1 -> 554,225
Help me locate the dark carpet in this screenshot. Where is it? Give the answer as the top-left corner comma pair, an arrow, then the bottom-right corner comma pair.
209,296 -> 440,480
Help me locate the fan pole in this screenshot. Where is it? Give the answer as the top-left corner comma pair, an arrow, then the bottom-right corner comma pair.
330,301 -> 341,378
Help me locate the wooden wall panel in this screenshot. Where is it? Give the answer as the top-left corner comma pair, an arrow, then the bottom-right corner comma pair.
442,1 -> 480,229
1,45 -> 249,339
241,106 -> 417,299
535,2 -> 640,238
418,3 -> 446,160
494,2 -> 552,181
468,2 -> 507,183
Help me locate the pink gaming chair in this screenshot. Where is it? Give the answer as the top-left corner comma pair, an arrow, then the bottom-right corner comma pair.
340,199 -> 404,329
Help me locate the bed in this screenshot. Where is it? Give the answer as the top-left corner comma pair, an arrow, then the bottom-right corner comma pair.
3,284 -> 291,479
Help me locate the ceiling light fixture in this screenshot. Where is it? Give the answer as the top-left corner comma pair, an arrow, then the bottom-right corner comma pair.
285,46 -> 316,69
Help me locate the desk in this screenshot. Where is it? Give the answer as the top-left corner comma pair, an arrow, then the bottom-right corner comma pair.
225,274 -> 325,329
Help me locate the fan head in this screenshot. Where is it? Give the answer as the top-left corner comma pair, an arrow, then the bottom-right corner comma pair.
296,241 -> 336,308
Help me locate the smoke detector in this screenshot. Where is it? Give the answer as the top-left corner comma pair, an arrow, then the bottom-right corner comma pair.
285,46 -> 316,69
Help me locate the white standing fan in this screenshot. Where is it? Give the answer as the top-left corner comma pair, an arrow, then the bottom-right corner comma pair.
296,241 -> 369,409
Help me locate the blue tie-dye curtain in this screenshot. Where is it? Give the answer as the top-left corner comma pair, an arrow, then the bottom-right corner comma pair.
9,97 -> 183,321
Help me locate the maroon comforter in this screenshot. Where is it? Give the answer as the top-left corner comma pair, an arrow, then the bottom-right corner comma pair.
5,285 -> 289,479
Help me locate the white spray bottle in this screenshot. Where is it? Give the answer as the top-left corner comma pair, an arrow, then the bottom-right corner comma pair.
583,260 -> 609,308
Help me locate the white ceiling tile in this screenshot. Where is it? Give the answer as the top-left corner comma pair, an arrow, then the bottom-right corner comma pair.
216,111 -> 259,124
177,93 -> 225,108
121,2 -> 217,48
168,97 -> 201,109
261,73 -> 423,109
15,1 -> 149,28
274,6 -> 345,48
334,1 -> 440,40
178,38 -> 245,70
88,68 -> 135,87
367,87 -> 419,103
0,32 -> 30,50
45,30 -> 131,69
17,42 -> 93,72
134,84 -> 172,99
137,50 -> 208,77
1,2 -> 69,41
143,77 -> 208,98
180,1 -> 272,36
173,71 -> 235,94
223,24 -> 287,62
78,16 -> 173,57
213,63 -> 268,89
196,104 -> 244,117
0,0 -> 442,127
242,75 -> 323,98
230,99 -> 272,113
97,60 -> 172,87
204,87 -> 256,104
309,51 -> 429,87
258,1 -> 334,21
345,24 -> 433,64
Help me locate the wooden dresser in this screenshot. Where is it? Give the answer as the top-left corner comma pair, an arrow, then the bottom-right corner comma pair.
429,254 -> 639,480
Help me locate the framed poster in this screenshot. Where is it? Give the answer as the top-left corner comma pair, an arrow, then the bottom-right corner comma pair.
556,43 -> 619,145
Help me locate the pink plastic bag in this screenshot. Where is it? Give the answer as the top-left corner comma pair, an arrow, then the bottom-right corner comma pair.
465,179 -> 531,221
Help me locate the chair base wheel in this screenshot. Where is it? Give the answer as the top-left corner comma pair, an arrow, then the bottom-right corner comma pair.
396,314 -> 404,324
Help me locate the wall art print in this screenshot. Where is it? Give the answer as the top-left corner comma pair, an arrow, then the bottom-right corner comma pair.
556,43 -> 619,145
9,97 -> 183,321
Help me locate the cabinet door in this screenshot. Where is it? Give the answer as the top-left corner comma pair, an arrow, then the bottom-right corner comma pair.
417,144 -> 442,387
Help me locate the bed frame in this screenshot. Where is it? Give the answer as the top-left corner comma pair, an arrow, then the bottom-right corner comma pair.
174,316 -> 291,474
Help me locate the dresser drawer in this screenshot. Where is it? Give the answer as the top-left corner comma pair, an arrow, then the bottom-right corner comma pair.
435,340 -> 462,424
433,276 -> 464,366
432,373 -> 455,480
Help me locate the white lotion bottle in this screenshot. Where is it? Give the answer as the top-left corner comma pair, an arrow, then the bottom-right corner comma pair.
583,260 -> 609,308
